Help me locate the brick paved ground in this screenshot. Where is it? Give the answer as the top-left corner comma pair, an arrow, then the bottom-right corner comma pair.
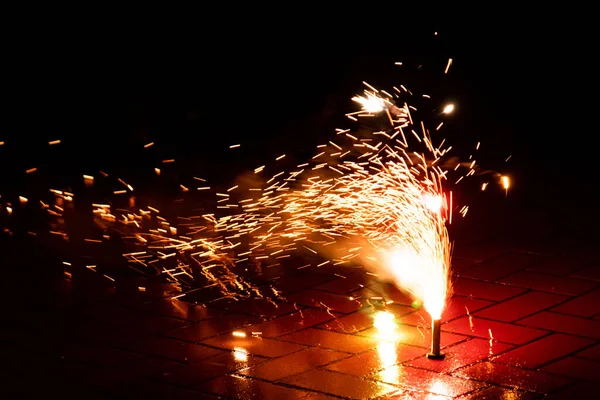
1,187 -> 599,399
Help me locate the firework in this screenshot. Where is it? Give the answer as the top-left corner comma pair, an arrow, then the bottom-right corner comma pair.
0,61 -> 506,325
221,81 -> 466,322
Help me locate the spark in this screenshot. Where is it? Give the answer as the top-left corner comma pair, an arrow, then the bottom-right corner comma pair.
352,93 -> 386,113
219,80 -> 467,323
444,58 -> 453,74
0,61 -> 507,336
442,104 -> 454,114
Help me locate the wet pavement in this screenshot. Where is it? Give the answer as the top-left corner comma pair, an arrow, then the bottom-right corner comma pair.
1,183 -> 600,399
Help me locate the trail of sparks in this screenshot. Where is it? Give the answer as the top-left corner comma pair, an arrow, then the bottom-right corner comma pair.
0,66 -> 509,316
212,81 -> 505,319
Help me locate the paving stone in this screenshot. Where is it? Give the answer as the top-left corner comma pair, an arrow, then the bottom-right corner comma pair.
240,347 -> 349,381
442,295 -> 493,322
406,338 -> 513,373
397,308 -> 433,327
210,297 -> 299,317
274,274 -> 336,294
518,311 -> 600,339
459,251 -> 543,281
286,289 -> 363,313
122,336 -> 223,363
318,305 -> 413,333
474,291 -> 569,322
450,257 -> 477,273
452,277 -> 526,301
317,309 -> 378,333
394,296 -> 493,327
540,356 -> 600,381
301,394 -> 341,400
451,244 -> 506,262
453,362 -> 573,394
280,328 -> 378,353
499,271 -> 597,296
325,343 -> 426,376
570,264 -> 600,282
153,351 -> 264,386
245,308 -> 335,338
460,386 -> 540,399
375,364 -> 487,397
544,381 -> 596,399
314,271 -> 372,293
163,313 -> 261,342
527,254 -> 593,276
358,325 -> 467,349
443,316 -> 548,344
202,332 -> 305,358
282,369 -> 397,399
492,333 -> 594,368
386,390 -> 452,399
197,374 -> 312,399
575,343 -> 600,361
550,288 -> 600,317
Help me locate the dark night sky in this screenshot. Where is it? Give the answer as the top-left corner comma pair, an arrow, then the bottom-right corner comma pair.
3,19 -> 598,204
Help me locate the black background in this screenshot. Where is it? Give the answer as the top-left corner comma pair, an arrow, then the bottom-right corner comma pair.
2,16 -> 598,220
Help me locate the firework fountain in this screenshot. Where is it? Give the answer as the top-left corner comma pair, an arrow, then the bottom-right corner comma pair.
1,61 -> 509,360
216,78 -> 486,359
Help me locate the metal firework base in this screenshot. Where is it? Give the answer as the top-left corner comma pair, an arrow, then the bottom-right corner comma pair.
427,318 -> 445,360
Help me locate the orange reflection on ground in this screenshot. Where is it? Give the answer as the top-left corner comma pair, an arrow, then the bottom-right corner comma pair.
373,311 -> 402,385
428,380 -> 451,397
233,347 -> 248,362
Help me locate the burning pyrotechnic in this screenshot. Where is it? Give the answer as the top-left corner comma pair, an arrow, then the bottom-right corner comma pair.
222,80 -> 463,332
0,59 -> 507,348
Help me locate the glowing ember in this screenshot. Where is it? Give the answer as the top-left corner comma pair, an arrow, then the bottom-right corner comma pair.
442,103 -> 455,114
